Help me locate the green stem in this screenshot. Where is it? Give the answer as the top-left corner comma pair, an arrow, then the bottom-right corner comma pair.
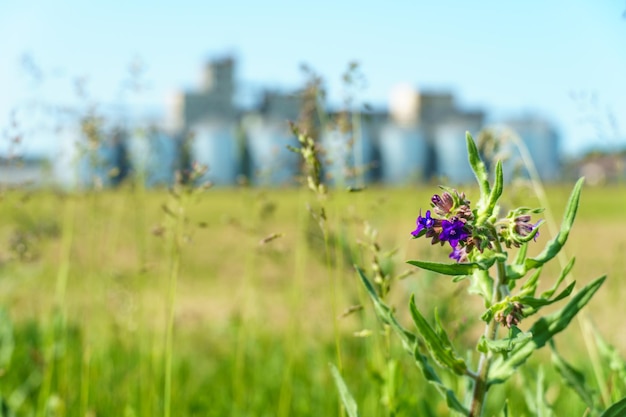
164,198 -> 183,417
469,237 -> 506,417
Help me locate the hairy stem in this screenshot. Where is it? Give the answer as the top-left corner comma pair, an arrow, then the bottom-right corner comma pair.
469,237 -> 506,416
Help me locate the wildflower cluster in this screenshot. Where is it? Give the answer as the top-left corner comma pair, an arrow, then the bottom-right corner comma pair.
411,188 -> 541,263
343,134 -> 613,417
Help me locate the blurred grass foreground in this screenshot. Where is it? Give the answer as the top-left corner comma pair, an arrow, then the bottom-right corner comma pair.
0,182 -> 625,415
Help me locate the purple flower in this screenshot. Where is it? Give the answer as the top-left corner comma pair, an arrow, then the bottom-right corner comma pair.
431,193 -> 454,216
411,210 -> 435,237
532,222 -> 540,241
514,215 -> 540,242
439,218 -> 469,248
448,246 -> 468,262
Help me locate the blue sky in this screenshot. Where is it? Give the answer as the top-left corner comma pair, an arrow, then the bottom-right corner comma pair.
1,0 -> 625,157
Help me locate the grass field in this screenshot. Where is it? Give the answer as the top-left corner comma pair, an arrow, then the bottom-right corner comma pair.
0,181 -> 624,416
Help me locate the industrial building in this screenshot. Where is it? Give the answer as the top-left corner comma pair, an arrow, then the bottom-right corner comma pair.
1,57 -> 562,188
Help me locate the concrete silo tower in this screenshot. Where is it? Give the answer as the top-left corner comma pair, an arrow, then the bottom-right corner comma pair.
378,84 -> 429,185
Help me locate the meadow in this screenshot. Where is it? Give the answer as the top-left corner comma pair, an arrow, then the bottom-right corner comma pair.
0,180 -> 625,416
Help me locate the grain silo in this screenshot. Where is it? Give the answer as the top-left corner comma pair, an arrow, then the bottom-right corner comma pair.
190,122 -> 240,186
433,111 -> 484,184
321,118 -> 374,188
128,128 -> 180,187
379,85 -> 428,184
244,117 -> 299,186
53,122 -> 125,189
503,117 -> 560,182
378,124 -> 428,184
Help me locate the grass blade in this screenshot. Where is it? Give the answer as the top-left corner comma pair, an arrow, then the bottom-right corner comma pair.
329,364 -> 360,417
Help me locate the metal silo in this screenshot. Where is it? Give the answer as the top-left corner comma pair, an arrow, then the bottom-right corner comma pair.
53,124 -> 125,189
245,119 -> 299,186
433,112 -> 484,184
128,129 -> 180,187
378,124 -> 428,185
505,118 -> 560,182
190,122 -> 240,186
321,120 -> 374,188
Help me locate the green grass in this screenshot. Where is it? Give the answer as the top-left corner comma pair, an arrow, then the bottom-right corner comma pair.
0,182 -> 624,416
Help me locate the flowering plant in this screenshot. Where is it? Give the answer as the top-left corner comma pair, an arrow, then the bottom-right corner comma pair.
335,133 -> 626,416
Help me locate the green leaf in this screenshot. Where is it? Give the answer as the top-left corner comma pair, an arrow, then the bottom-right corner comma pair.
550,342 -> 598,411
407,260 -> 476,276
355,266 -> 416,348
478,327 -> 532,353
488,275 -> 605,384
501,400 -> 511,417
356,267 -> 468,415
483,159 -> 504,220
409,296 -> 467,375
433,309 -> 453,348
518,268 -> 542,298
508,245 -> 529,291
519,281 -> 576,315
412,347 -> 469,416
520,367 -> 555,416
513,242 -> 529,267
526,178 -> 584,269
474,251 -> 507,271
466,132 -> 490,199
469,269 -> 493,304
329,364 -> 360,417
540,257 -> 575,299
600,397 -> 626,417
506,263 -> 528,281
593,329 -> 626,380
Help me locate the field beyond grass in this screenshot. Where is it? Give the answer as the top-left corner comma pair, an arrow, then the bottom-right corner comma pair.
0,182 -> 624,416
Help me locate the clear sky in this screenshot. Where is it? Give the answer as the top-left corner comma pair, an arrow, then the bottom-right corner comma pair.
1,0 -> 625,157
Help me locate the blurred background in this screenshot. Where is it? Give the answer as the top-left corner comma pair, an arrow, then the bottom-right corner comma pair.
0,2 -> 626,416
1,0 -> 625,188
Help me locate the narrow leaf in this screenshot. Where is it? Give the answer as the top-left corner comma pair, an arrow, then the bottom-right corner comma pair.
356,266 -> 416,348
513,242 -> 528,267
488,275 -> 605,384
409,296 -> 467,375
484,159 -> 504,217
407,260 -> 475,276
540,257 -> 575,299
469,269 -> 493,304
413,347 -> 469,415
501,400 -> 511,417
358,267 -> 468,416
478,328 -> 532,353
600,397 -> 626,417
506,263 -> 528,281
593,329 -> 626,380
329,364 -> 360,417
526,178 -> 584,269
550,342 -> 598,411
518,267 -> 542,298
519,281 -> 576,315
433,309 -> 453,348
466,132 -> 490,198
